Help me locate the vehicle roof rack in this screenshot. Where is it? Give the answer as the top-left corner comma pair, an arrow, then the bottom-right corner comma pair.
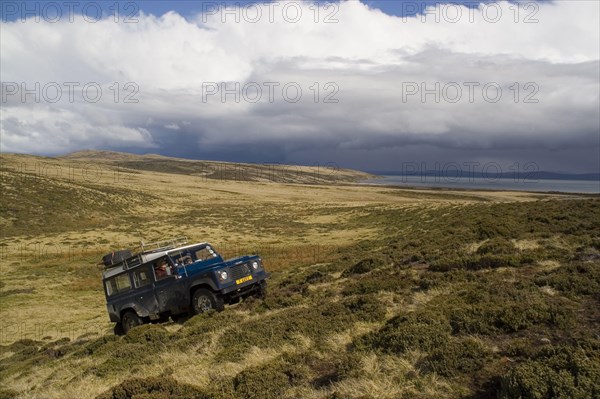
102,253 -> 144,277
102,237 -> 191,278
140,236 -> 189,253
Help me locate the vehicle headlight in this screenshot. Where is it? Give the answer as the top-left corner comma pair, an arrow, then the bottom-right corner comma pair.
251,261 -> 259,270
219,271 -> 228,280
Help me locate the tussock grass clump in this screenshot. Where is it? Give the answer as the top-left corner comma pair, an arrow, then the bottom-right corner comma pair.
499,344 -> 600,399
304,270 -> 332,284
95,375 -> 209,399
85,325 -> 171,377
219,351 -> 361,397
89,343 -> 149,377
342,269 -> 414,296
173,311 -> 247,350
73,335 -> 120,357
216,302 -> 356,361
231,358 -> 310,399
258,268 -> 331,310
341,257 -> 386,277
125,324 -> 170,348
420,337 -> 492,377
180,310 -> 243,331
356,310 -> 451,354
343,295 -> 387,322
429,253 -> 533,272
299,352 -> 361,388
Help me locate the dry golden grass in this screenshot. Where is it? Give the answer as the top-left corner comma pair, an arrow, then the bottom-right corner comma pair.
512,239 -> 540,251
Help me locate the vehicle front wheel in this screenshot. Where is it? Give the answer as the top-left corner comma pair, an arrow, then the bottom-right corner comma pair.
113,322 -> 124,336
255,282 -> 267,300
254,281 -> 267,299
171,313 -> 189,323
192,289 -> 224,314
122,310 -> 143,334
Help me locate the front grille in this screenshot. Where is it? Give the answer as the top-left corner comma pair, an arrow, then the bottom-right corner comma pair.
230,263 -> 251,280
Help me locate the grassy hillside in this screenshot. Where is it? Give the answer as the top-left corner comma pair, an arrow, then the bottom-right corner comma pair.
60,150 -> 374,184
0,153 -> 598,399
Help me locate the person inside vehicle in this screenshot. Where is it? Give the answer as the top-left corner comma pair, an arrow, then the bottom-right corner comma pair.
154,259 -> 169,279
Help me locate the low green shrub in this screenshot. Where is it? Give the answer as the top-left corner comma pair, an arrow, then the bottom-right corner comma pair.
95,376 -> 208,399
421,337 -> 492,377
342,269 -> 414,296
341,258 -> 386,277
433,281 -> 574,335
233,361 -> 292,399
498,345 -> 600,399
90,343 -> 150,377
73,334 -> 119,357
304,270 -> 333,284
343,295 -> 386,322
430,254 -> 528,272
216,301 -> 356,361
125,324 -> 170,349
356,310 -> 451,354
176,311 -> 244,342
230,356 -> 314,399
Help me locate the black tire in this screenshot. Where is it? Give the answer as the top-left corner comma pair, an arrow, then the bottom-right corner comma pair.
192,289 -> 224,314
255,282 -> 267,300
113,322 -> 124,336
122,310 -> 143,334
171,313 -> 189,323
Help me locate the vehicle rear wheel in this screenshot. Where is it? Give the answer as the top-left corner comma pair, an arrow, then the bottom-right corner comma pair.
192,289 -> 224,314
122,310 -> 143,334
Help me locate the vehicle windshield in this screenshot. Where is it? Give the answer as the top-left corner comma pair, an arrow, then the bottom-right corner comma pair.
168,245 -> 219,266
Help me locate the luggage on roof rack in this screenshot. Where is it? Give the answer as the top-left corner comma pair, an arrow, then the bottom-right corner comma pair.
102,250 -> 133,267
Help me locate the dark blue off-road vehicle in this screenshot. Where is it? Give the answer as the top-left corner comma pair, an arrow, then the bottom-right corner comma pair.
101,238 -> 269,334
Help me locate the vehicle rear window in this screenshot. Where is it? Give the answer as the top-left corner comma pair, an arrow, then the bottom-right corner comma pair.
105,273 -> 132,296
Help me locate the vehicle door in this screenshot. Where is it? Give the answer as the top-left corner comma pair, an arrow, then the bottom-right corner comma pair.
152,256 -> 187,314
130,264 -> 160,316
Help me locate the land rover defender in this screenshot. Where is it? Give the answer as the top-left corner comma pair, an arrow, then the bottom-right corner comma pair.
101,238 -> 269,334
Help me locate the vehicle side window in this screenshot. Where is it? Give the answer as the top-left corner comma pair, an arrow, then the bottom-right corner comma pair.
132,266 -> 153,288
105,273 -> 132,296
170,251 -> 193,266
153,257 -> 171,280
194,247 -> 216,261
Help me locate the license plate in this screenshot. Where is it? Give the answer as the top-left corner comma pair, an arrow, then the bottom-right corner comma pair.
236,275 -> 253,285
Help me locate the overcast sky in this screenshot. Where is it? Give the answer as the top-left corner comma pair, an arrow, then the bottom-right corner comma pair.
1,0 -> 599,173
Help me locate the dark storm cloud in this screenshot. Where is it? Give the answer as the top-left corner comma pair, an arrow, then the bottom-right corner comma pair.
1,1 -> 598,172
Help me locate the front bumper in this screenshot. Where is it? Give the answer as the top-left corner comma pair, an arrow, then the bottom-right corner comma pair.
221,270 -> 269,296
